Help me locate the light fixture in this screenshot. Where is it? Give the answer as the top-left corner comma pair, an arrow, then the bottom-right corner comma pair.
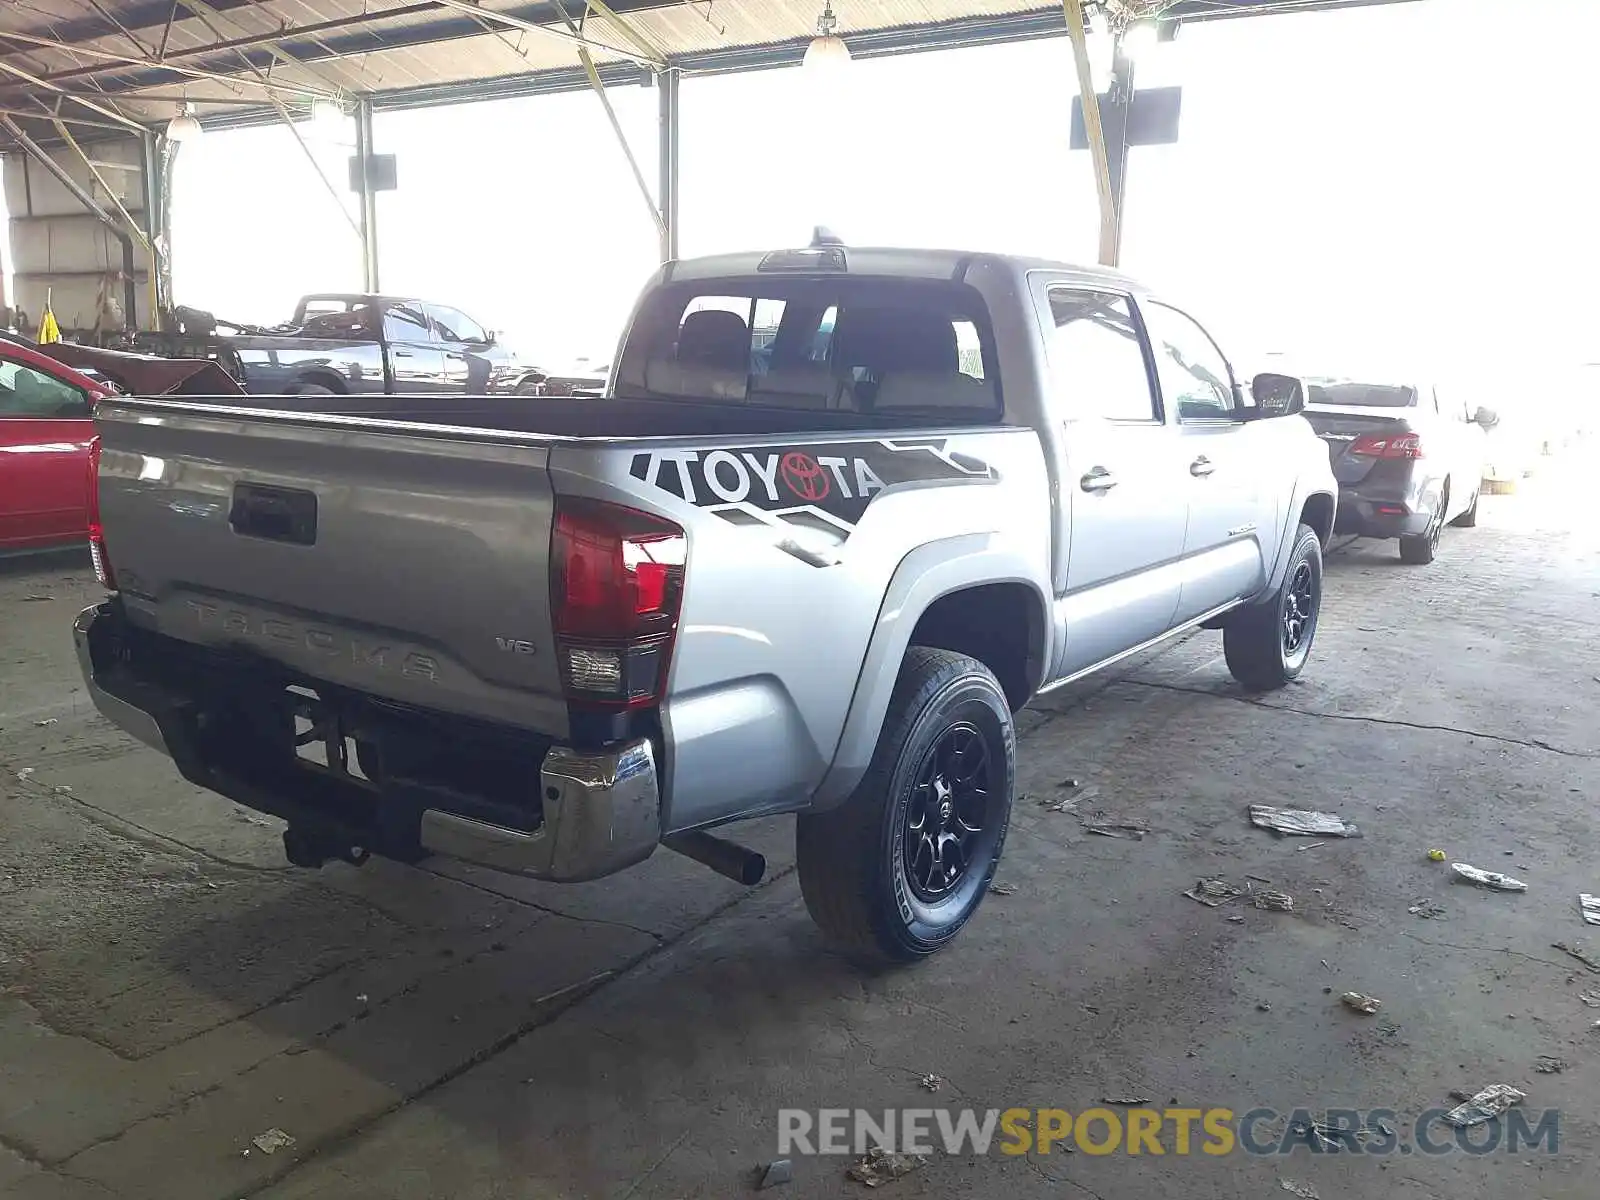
804,3 -> 851,72
310,99 -> 346,130
165,103 -> 202,142
1120,19 -> 1160,61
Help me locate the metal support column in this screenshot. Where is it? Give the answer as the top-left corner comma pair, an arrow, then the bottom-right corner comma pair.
139,130 -> 167,327
657,67 -> 680,263
354,97 -> 380,292
1101,41 -> 1136,266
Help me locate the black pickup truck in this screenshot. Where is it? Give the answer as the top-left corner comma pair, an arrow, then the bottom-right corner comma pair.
214,294 -> 546,397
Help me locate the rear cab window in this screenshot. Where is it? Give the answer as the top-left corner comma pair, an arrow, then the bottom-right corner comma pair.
1306,382 -> 1418,408
617,277 -> 1001,423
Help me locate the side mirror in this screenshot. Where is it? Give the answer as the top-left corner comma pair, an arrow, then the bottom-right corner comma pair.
1251,372 -> 1305,418
1474,405 -> 1499,429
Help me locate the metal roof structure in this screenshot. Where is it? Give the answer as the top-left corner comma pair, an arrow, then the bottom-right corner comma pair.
2,0 -> 1421,144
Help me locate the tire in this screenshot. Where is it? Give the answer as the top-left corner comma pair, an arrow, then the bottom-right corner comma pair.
1224,523 -> 1323,691
1450,488 -> 1479,528
796,647 -> 1015,964
1400,482 -> 1448,563
293,383 -> 336,396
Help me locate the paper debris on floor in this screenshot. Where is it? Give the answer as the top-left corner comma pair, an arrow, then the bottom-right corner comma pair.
1184,879 -> 1242,907
918,1073 -> 942,1092
1535,1055 -> 1567,1074
988,882 -> 1018,896
250,1128 -> 296,1155
1279,1180 -> 1320,1199
1451,863 -> 1528,892
1083,819 -> 1148,840
846,1147 -> 927,1188
1580,894 -> 1600,925
1249,806 -> 1361,838
1443,1085 -> 1525,1128
1408,898 -> 1447,919
1340,991 -> 1382,1015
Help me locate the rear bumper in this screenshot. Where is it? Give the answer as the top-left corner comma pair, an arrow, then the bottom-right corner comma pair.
1332,487 -> 1434,540
74,602 -> 660,882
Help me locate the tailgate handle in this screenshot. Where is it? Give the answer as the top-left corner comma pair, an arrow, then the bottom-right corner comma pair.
229,483 -> 317,545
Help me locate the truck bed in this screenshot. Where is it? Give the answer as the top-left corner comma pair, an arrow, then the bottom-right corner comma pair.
168,392 -> 934,439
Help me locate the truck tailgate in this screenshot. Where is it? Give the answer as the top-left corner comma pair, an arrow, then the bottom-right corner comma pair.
95,397 -> 570,739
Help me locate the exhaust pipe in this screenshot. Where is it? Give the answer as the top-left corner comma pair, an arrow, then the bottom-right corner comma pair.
663,830 -> 766,886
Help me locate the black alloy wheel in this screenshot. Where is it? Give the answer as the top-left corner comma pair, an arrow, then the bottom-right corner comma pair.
902,723 -> 991,902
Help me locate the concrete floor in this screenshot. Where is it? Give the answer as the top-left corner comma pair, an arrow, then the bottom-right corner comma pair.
2,448 -> 1597,1200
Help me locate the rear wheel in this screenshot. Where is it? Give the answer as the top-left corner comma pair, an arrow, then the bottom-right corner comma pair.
1224,523 -> 1323,691
796,647 -> 1014,964
1399,484 -> 1448,564
292,382 -> 337,396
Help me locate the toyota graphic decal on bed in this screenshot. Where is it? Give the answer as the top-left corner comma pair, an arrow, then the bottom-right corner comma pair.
627,439 -> 998,553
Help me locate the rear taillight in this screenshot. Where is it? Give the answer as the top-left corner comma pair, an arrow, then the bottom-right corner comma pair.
1349,432 -> 1423,459
551,498 -> 685,710
86,436 -> 115,590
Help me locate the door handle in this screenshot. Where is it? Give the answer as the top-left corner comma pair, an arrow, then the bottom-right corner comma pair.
393,350 -> 414,358
1080,466 -> 1118,492
1190,455 -> 1215,477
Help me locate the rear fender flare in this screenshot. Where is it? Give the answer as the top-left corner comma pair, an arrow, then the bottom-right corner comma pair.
808,535 -> 1050,811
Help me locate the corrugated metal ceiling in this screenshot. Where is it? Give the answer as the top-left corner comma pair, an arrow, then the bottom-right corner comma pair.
0,1 -> 1420,138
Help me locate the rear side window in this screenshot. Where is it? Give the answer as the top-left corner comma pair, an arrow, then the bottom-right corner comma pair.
1046,290 -> 1156,422
383,304 -> 432,343
627,278 -> 1000,419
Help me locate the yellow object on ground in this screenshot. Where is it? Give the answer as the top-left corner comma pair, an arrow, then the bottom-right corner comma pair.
1427,849 -> 1447,862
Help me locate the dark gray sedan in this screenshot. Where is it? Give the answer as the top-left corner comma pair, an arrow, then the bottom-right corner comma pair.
1306,377 -> 1498,564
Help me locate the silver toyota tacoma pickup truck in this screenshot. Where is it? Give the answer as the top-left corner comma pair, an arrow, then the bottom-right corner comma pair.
74,240 -> 1337,963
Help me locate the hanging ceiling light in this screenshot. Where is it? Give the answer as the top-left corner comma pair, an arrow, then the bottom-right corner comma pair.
165,103 -> 202,143
804,3 -> 851,72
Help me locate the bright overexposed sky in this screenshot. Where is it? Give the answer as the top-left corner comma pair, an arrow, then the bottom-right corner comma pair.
170,0 -> 1600,378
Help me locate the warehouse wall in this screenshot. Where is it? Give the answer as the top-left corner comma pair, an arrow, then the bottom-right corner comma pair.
2,136 -> 153,335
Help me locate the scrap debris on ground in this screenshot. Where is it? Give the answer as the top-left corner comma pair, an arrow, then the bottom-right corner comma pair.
1443,1084 -> 1525,1127
1249,806 -> 1361,838
1451,863 -> 1528,891
1340,991 -> 1382,1015
917,1073 -> 942,1092
1408,898 -> 1447,919
1279,1180 -> 1321,1199
1553,942 -> 1600,973
846,1147 -> 927,1188
1185,879 -> 1242,907
1535,1055 -> 1568,1074
1252,888 -> 1295,913
1580,894 -> 1600,925
249,1128 -> 296,1155
757,1159 -> 793,1190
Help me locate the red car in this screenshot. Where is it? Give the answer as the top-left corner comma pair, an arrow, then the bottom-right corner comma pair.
0,338 -> 111,553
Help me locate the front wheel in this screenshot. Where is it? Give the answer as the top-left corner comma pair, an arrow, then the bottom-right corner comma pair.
1224,523 -> 1323,691
796,647 -> 1015,964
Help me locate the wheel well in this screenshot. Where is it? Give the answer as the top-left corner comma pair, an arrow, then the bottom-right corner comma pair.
908,583 -> 1044,711
1300,492 -> 1335,545
294,371 -> 346,394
